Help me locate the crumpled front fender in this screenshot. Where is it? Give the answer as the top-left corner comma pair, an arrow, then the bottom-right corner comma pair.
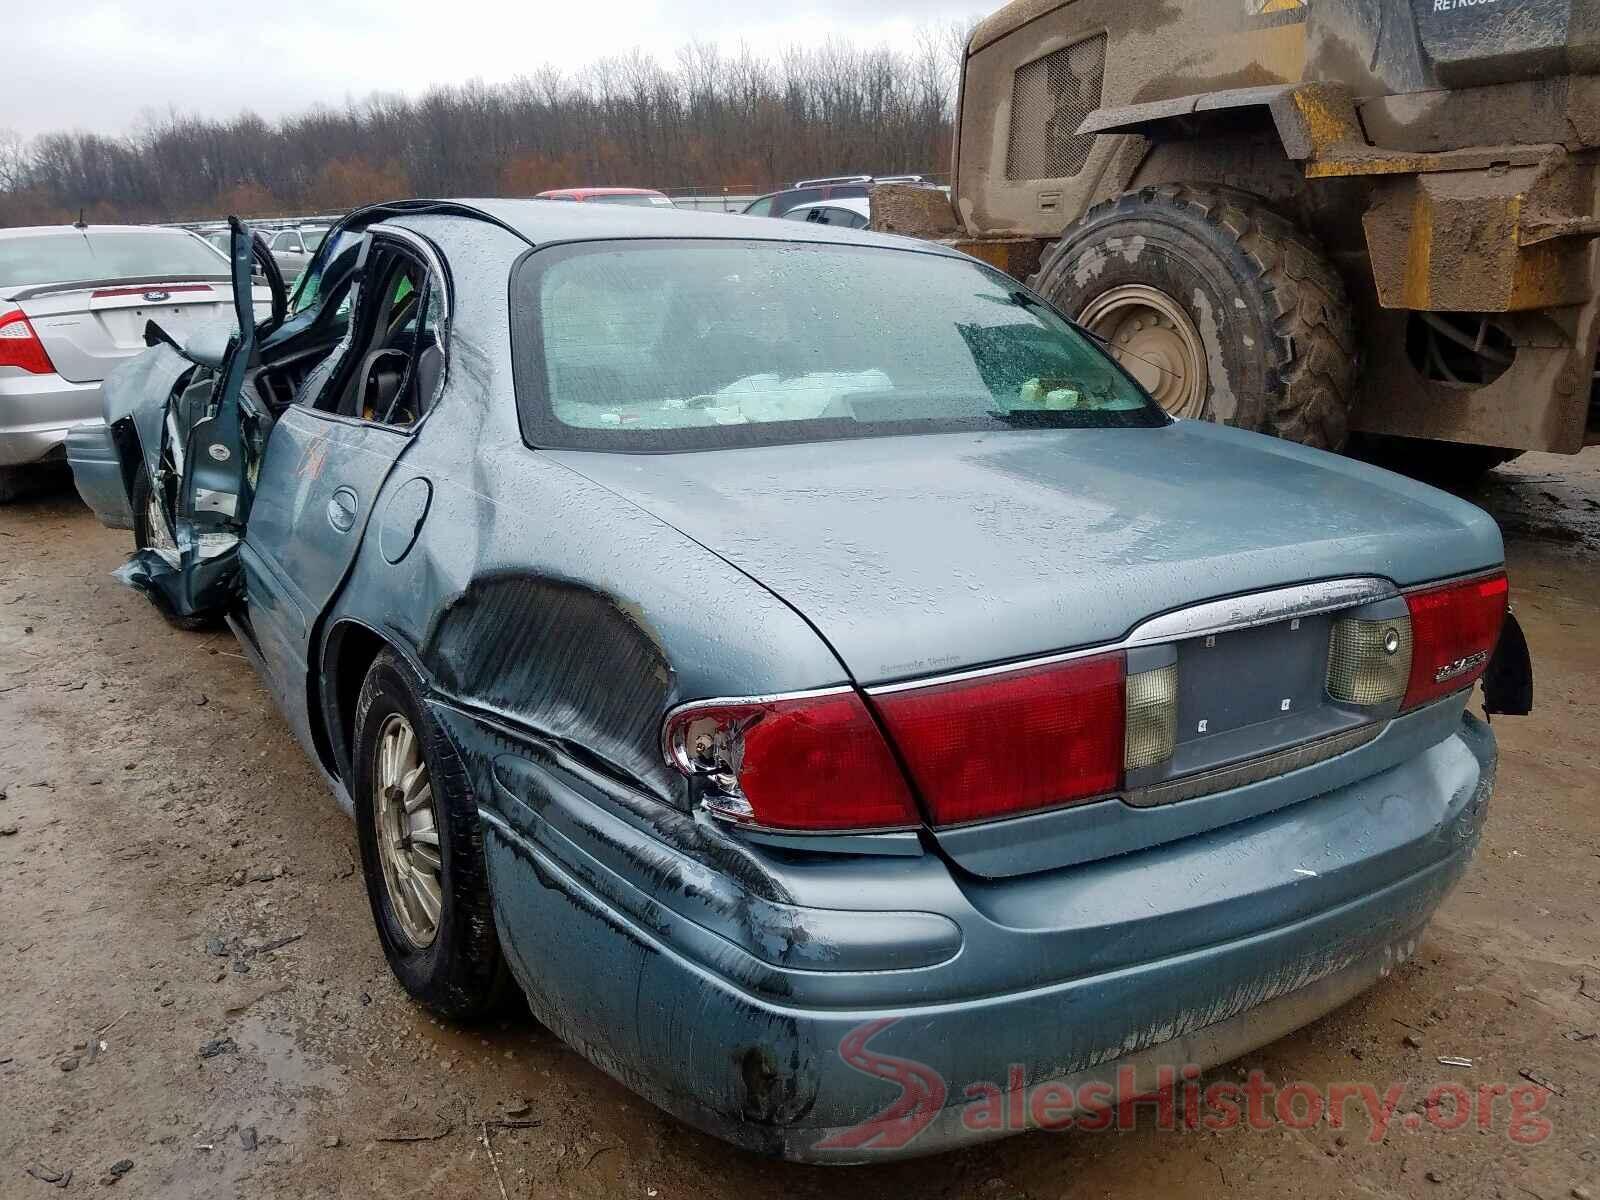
101,342 -> 194,494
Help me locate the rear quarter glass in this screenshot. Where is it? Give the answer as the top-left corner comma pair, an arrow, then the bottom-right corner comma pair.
508,238 -> 1168,454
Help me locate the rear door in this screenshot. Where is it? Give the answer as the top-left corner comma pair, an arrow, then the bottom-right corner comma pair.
240,230 -> 447,708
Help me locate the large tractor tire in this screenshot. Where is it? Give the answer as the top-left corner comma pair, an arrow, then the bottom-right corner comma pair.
1031,185 -> 1357,450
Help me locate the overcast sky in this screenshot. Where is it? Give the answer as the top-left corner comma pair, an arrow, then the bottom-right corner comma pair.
10,1 -> 984,139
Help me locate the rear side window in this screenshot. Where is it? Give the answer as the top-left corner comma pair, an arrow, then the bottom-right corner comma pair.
511,238 -> 1163,454
769,189 -> 822,216
0,231 -> 227,289
785,206 -> 867,229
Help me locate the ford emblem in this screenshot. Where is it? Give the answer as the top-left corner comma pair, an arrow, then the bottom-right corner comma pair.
143,290 -> 170,303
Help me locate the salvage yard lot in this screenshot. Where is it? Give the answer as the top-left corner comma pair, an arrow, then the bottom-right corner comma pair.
2,454 -> 1599,1200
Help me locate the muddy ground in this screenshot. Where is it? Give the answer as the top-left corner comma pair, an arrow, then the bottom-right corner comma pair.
2,452 -> 1598,1199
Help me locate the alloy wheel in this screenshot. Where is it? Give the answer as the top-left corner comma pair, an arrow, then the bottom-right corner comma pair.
372,713 -> 444,948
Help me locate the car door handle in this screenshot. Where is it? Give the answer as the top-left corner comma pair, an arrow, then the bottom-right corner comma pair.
327,486 -> 359,532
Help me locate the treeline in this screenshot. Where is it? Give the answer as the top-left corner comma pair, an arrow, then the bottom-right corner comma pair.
0,29 -> 966,227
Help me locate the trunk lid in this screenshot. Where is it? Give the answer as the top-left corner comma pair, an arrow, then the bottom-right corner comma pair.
16,281 -> 234,384
550,422 -> 1501,686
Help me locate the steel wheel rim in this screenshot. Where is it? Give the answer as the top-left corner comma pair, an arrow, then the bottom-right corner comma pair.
1079,284 -> 1209,419
372,713 -> 443,949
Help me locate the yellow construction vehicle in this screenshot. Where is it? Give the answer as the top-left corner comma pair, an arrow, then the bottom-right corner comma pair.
879,0 -> 1600,479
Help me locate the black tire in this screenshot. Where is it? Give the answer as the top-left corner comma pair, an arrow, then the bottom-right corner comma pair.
1032,184 -> 1357,449
353,649 -> 512,1021
1348,433 -> 1524,490
0,462 -> 65,503
130,462 -> 217,632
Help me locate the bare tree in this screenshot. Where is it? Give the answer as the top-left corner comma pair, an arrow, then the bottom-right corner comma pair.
0,129 -> 27,193
0,29 -> 963,225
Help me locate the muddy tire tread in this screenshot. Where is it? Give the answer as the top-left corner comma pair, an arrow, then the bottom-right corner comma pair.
1031,184 -> 1358,449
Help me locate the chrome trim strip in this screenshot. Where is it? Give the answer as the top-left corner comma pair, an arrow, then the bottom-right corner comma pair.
1127,577 -> 1396,646
868,577 -> 1396,696
867,644 -> 1119,694
1399,566 -> 1504,595
1121,722 -> 1385,809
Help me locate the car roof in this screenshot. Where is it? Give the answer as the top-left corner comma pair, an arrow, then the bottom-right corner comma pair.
535,187 -> 667,199
369,197 -> 957,257
0,224 -> 202,240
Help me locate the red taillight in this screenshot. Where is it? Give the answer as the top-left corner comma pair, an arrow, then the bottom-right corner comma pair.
662,690 -> 918,831
1401,572 -> 1508,712
872,652 -> 1125,826
0,309 -> 55,375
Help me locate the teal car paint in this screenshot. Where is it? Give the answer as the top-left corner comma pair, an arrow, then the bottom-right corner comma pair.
71,199 -> 1529,1162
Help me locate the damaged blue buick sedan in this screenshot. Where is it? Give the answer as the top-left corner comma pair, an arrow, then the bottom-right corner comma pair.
69,199 -> 1531,1161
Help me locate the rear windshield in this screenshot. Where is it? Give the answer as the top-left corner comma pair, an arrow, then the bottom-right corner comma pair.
512,239 -> 1164,453
0,230 -> 227,289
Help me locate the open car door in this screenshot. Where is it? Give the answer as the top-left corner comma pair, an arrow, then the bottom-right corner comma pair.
115,218 -> 287,622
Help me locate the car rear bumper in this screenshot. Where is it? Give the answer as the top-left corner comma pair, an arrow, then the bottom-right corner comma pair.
65,420 -> 133,529
475,708 -> 1494,1163
0,372 -> 103,467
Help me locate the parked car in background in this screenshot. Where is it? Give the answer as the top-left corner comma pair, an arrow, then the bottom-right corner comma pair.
71,199 -> 1529,1162
535,187 -> 674,207
793,174 -> 930,188
781,197 -> 870,229
0,224 -> 275,503
743,182 -> 869,218
744,176 -> 937,219
261,226 -> 329,281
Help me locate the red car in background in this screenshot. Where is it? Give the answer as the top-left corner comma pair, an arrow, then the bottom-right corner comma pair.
534,187 -> 675,208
